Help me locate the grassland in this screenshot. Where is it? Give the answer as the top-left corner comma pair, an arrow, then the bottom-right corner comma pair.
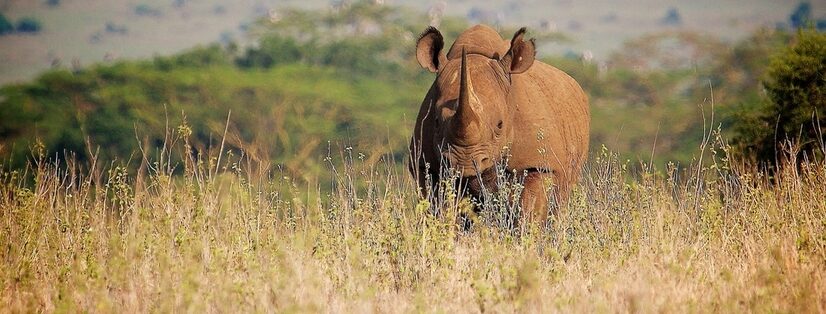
1,3 -> 823,312
1,129 -> 824,312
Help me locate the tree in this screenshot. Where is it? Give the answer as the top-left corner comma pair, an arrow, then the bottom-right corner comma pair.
0,13 -> 14,35
789,2 -> 812,29
661,7 -> 682,26
235,35 -> 303,69
733,29 -> 825,165
134,4 -> 162,17
16,17 -> 42,33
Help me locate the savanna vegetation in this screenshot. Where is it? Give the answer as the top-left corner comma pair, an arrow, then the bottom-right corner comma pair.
1,125 -> 824,312
1,1 -> 824,312
730,30 -> 826,166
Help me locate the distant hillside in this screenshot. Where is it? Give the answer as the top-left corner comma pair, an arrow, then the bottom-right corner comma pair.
0,3 -> 457,183
1,0 -> 817,85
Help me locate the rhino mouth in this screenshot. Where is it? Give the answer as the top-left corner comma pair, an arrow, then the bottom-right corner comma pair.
462,167 -> 554,199
463,166 -> 499,197
461,158 -> 494,177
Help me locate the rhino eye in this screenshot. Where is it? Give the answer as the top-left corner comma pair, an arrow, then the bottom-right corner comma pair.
497,120 -> 504,129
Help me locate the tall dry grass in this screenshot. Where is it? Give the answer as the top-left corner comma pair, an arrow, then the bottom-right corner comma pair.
1,126 -> 824,313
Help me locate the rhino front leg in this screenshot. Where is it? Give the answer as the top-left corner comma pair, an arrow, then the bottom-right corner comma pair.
519,171 -> 554,225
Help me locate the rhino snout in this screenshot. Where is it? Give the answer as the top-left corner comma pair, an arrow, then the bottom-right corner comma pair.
442,151 -> 494,176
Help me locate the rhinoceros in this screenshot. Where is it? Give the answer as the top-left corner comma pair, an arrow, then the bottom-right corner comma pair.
409,24 -> 590,223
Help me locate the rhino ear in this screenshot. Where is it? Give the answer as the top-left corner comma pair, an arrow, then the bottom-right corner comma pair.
502,27 -> 536,74
416,26 -> 447,73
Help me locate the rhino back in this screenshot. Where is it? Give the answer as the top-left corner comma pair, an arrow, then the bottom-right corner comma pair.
446,25 -> 509,60
507,60 -> 590,183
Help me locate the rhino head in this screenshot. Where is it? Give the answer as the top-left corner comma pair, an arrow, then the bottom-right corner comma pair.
416,26 -> 536,177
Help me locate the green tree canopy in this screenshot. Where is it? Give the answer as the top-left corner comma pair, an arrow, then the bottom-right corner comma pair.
16,17 -> 42,33
733,29 -> 825,165
0,13 -> 14,34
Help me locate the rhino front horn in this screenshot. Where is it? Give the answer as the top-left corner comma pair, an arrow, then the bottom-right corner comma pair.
453,47 -> 481,144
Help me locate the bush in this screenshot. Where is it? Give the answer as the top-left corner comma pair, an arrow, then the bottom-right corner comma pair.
15,17 -> 42,33
134,4 -> 162,17
235,35 -> 303,69
105,22 -> 128,34
661,7 -> 682,26
789,2 -> 812,29
154,44 -> 229,70
0,13 -> 13,35
733,29 -> 826,164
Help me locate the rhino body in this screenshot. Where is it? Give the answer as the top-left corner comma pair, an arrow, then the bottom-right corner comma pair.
409,24 -> 590,222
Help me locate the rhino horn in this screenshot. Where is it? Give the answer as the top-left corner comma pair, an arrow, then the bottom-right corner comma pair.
454,48 -> 481,143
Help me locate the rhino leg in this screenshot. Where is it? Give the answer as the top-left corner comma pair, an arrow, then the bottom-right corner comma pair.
520,171 -> 553,224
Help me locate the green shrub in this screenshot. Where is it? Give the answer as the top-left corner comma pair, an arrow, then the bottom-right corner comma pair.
0,13 -> 13,35
154,44 -> 230,70
15,17 -> 41,33
134,4 -> 161,17
789,2 -> 812,29
732,29 -> 825,164
235,36 -> 303,68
